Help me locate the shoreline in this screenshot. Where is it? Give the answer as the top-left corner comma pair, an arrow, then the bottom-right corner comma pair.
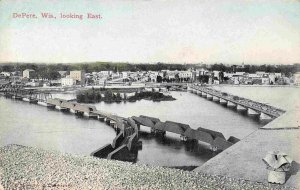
211,84 -> 300,88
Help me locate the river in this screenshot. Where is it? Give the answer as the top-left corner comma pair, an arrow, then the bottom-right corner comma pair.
2,86 -> 295,167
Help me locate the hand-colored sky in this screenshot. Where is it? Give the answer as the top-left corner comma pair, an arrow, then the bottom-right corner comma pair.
0,0 -> 299,64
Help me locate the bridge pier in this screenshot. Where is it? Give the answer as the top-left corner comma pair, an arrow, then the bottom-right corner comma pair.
98,115 -> 105,121
151,129 -> 166,136
55,105 -> 68,111
260,112 -> 273,120
110,122 -> 118,131
227,101 -> 237,108
83,112 -> 98,119
5,93 -> 13,98
29,98 -> 38,104
22,97 -> 30,102
12,95 -> 22,100
219,98 -> 227,105
212,96 -> 220,102
237,104 -> 247,111
105,118 -> 111,125
37,101 -> 47,107
46,103 -> 55,108
247,108 -> 260,116
75,111 -> 84,117
206,94 -> 213,100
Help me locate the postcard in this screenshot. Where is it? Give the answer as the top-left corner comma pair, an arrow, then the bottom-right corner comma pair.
0,1 -> 299,189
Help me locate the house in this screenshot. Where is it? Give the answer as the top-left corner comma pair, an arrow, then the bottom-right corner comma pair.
293,72 -> 300,85
0,72 -> 11,77
269,73 -> 276,84
121,71 -> 129,78
25,80 -> 42,87
166,71 -> 177,81
261,77 -> 270,85
256,71 -> 267,78
23,69 -> 35,79
149,72 -> 158,82
100,71 -> 112,77
61,77 -> 75,86
70,70 -> 85,85
178,71 -> 192,81
248,73 -> 260,78
213,71 -> 220,80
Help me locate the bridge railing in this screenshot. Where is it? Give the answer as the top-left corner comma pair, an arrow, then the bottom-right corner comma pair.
190,85 -> 285,117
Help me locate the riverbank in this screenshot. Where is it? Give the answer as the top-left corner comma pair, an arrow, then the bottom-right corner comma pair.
194,110 -> 300,189
0,145 -> 294,190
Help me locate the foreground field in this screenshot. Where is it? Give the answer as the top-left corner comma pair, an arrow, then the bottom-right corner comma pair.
0,145 -> 295,190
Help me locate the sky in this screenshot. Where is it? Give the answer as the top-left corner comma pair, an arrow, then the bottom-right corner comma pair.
0,0 -> 299,64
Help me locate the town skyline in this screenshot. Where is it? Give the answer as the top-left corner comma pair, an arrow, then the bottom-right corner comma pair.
0,61 -> 299,66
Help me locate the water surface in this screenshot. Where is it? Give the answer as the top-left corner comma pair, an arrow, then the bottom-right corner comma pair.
1,89 -> 271,167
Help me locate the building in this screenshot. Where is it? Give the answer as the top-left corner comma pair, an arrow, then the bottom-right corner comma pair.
261,77 -> 270,85
25,81 -> 42,87
100,71 -> 112,77
23,69 -> 35,79
269,73 -> 276,84
0,72 -> 11,77
70,70 -> 85,85
121,71 -> 129,78
61,77 -> 75,86
293,72 -> 300,85
178,71 -> 192,81
166,71 -> 177,81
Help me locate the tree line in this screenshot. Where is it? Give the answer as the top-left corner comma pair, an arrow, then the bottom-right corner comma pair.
0,62 -> 299,79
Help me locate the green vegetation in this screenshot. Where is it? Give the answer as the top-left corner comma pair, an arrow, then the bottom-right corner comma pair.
77,89 -> 121,103
127,91 -> 175,102
76,89 -> 175,103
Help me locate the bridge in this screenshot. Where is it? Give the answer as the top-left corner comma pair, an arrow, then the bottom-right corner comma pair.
1,84 -> 240,162
0,84 -> 52,104
44,98 -> 239,153
188,84 -> 285,120
130,115 -> 239,151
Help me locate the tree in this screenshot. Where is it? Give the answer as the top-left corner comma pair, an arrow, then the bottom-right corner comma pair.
219,71 -> 224,82
156,75 -> 163,83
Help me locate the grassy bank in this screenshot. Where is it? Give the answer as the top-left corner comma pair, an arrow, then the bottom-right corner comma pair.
0,145 -> 294,190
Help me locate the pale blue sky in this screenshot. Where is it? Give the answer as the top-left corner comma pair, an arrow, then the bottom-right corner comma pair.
0,0 -> 299,64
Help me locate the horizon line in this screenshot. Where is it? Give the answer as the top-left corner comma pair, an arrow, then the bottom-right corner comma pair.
0,61 -> 299,66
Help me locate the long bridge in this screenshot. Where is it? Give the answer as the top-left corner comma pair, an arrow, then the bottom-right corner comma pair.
45,98 -> 239,153
0,83 -> 52,104
188,84 -> 285,120
1,84 -> 240,162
